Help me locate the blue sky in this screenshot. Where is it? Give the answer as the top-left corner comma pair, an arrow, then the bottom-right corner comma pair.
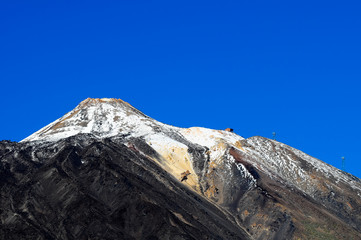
1,1 -> 361,178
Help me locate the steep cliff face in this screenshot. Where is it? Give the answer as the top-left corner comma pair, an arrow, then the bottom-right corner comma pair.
2,98 -> 361,240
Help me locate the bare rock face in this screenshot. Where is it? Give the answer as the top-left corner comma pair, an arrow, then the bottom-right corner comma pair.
0,137 -> 251,240
1,98 -> 361,240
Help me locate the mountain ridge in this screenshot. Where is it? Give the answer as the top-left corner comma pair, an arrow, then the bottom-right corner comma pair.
2,97 -> 361,239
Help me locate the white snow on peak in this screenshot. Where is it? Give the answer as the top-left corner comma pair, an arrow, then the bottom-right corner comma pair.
21,98 -> 160,142
21,98 -> 245,148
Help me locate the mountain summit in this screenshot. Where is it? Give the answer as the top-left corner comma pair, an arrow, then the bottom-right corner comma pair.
2,98 -> 361,240
21,98 -> 153,142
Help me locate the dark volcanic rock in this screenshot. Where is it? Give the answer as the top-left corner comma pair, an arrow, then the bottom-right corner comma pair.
0,137 -> 250,240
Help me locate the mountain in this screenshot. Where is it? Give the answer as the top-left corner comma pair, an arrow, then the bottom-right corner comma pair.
1,98 -> 361,240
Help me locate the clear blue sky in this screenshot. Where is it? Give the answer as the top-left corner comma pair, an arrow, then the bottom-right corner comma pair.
1,1 -> 361,178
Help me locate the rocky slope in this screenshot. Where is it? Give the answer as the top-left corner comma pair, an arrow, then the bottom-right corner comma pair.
1,98 -> 361,240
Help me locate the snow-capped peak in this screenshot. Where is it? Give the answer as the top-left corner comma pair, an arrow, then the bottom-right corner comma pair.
21,98 -> 245,145
21,98 -> 157,142
20,97 -> 361,205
